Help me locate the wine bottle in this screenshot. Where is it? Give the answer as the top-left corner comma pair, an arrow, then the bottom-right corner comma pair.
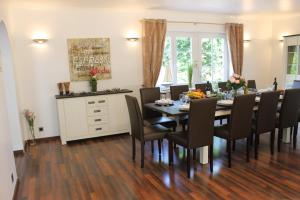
273,77 -> 278,91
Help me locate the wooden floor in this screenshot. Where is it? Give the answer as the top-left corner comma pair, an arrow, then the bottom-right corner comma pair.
15,132 -> 300,200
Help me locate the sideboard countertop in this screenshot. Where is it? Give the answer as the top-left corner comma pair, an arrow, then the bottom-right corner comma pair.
55,89 -> 133,99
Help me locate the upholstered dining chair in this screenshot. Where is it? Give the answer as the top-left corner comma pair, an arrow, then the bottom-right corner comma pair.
276,89 -> 300,151
247,80 -> 256,90
168,98 -> 217,178
169,85 -> 189,131
195,82 -> 213,92
170,85 -> 189,100
214,94 -> 256,167
218,81 -> 229,92
125,95 -> 170,168
252,91 -> 281,159
140,87 -> 177,153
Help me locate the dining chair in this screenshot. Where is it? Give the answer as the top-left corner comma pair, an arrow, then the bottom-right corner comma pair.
214,94 -> 256,167
125,95 -> 170,168
195,82 -> 213,92
140,88 -> 177,130
276,89 -> 300,151
252,91 -> 280,159
247,80 -> 256,89
170,85 -> 189,100
218,81 -> 229,92
168,98 -> 217,178
169,85 -> 189,131
140,88 -> 177,153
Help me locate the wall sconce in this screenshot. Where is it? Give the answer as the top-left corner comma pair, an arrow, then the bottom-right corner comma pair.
125,30 -> 139,43
243,39 -> 251,43
126,37 -> 139,42
32,32 -> 49,44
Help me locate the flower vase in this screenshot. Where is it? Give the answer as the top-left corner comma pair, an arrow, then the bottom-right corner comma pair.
233,89 -> 238,97
90,78 -> 97,93
29,126 -> 36,146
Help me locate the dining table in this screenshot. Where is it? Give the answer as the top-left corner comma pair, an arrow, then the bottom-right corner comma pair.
144,94 -> 288,165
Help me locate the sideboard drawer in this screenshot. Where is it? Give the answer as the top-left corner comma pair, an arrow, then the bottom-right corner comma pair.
87,115 -> 108,125
87,106 -> 107,116
89,124 -> 108,135
86,97 -> 108,107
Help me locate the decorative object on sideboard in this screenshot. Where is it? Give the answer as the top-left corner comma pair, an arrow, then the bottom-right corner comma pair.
89,68 -> 100,93
63,82 -> 70,95
57,82 -> 64,95
67,38 -> 112,81
24,109 -> 36,146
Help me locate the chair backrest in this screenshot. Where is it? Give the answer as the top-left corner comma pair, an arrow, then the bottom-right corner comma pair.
256,91 -> 281,134
279,88 -> 300,129
125,95 -> 144,140
188,98 -> 217,148
218,81 -> 229,92
140,87 -> 162,119
170,85 -> 189,100
292,80 -> 300,89
229,94 -> 256,140
247,80 -> 256,89
195,82 -> 213,92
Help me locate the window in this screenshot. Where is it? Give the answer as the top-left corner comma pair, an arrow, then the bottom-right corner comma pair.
157,32 -> 229,88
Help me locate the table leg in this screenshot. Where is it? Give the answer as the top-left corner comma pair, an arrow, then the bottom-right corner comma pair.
199,146 -> 208,164
282,128 -> 291,143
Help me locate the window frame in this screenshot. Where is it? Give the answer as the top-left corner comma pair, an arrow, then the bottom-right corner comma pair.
159,31 -> 229,86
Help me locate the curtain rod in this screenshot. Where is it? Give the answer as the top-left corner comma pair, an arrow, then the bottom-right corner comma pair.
167,20 -> 225,26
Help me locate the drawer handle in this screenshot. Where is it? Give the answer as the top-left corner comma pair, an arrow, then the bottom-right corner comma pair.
88,101 -> 95,104
94,119 -> 102,122
94,110 -> 101,113
98,100 -> 106,103
95,128 -> 102,131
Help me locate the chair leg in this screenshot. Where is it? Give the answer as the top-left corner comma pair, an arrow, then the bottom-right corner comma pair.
168,140 -> 173,165
187,148 -> 191,178
173,126 -> 176,132
226,140 -> 230,153
250,132 -> 254,146
270,130 -> 275,155
132,136 -> 136,161
173,142 -> 177,150
182,124 -> 186,131
278,128 -> 283,152
220,119 -> 223,125
193,148 -> 196,160
158,139 -> 162,159
228,140 -> 232,168
293,123 -> 298,149
151,141 -> 154,154
254,134 -> 259,160
232,140 -> 236,151
141,142 -> 145,168
246,136 -> 250,162
209,144 -> 213,173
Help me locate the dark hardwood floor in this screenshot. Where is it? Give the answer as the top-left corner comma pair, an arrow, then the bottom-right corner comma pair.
15,131 -> 300,200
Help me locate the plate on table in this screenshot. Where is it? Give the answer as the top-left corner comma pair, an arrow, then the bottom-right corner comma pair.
155,99 -> 174,106
217,100 -> 233,107
179,104 -> 190,111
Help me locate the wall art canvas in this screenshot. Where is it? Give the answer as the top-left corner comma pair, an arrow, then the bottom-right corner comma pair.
67,38 -> 112,81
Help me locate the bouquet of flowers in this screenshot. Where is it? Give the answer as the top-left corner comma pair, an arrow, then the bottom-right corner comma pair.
226,74 -> 246,91
24,109 -> 36,145
89,67 -> 100,92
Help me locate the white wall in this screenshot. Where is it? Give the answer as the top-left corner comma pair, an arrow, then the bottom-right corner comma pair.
9,4 -> 275,139
271,13 -> 300,88
0,1 -> 19,200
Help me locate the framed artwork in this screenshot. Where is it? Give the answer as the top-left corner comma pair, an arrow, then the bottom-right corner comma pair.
67,38 -> 112,81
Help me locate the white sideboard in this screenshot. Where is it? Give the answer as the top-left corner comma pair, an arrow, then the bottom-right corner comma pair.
56,92 -> 131,144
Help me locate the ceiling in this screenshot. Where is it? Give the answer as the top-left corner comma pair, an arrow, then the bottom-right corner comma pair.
11,0 -> 300,14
